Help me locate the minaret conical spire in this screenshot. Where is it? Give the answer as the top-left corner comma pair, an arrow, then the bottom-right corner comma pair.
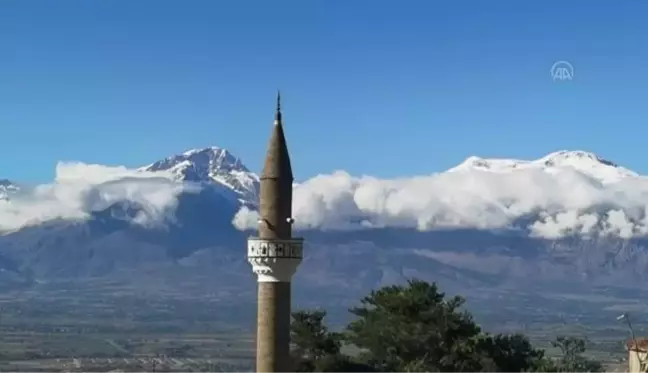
262,91 -> 293,181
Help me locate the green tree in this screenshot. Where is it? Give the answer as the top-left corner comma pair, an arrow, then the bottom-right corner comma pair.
548,336 -> 603,372
290,309 -> 376,372
343,279 -> 562,372
477,333 -> 547,372
290,309 -> 342,371
313,353 -> 378,372
345,279 -> 488,371
291,310 -> 342,359
291,279 -> 603,372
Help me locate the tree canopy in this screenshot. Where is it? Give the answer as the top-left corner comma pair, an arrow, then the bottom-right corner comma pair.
290,279 -> 604,372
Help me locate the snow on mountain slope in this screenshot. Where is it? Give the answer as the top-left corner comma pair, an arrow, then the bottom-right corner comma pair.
234,150 -> 648,239
448,150 -> 636,184
0,179 -> 19,201
140,147 -> 259,204
0,163 -> 188,234
0,147 -> 259,234
2,147 -> 647,240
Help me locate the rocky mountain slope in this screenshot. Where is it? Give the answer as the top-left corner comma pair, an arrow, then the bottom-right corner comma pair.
140,147 -> 259,205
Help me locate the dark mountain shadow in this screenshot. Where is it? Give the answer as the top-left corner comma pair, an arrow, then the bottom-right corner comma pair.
3,187 -> 648,303
0,185 -> 245,279
80,183 -> 246,258
291,227 -> 546,259
122,185 -> 246,259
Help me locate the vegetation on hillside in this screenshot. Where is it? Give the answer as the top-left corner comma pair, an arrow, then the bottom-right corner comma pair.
290,279 -> 603,372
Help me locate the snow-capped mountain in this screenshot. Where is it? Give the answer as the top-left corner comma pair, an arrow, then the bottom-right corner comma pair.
0,148 -> 640,236
0,179 -> 19,201
140,147 -> 260,204
1,146 -> 648,326
139,148 -> 634,200
0,147 -> 648,292
449,150 -> 636,184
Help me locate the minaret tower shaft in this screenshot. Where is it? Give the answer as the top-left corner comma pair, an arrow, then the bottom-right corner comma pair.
247,92 -> 303,372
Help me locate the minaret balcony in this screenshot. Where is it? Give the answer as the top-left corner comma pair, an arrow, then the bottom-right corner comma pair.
247,237 -> 303,282
247,237 -> 303,259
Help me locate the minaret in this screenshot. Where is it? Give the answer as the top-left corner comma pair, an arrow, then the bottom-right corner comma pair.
247,92 -> 303,372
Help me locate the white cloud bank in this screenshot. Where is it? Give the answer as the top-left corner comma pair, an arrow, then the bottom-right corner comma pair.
0,162 -> 194,233
3,150 -> 648,240
233,152 -> 648,239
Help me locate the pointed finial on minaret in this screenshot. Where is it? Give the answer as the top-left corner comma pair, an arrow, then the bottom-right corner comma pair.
263,92 -> 293,180
275,90 -> 282,124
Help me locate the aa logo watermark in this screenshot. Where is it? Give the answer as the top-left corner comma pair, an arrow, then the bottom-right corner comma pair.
551,61 -> 574,81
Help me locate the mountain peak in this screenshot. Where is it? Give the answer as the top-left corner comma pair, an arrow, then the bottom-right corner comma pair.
141,147 -> 259,203
178,146 -> 249,172
0,180 -> 19,201
451,150 -> 636,183
539,150 -> 618,168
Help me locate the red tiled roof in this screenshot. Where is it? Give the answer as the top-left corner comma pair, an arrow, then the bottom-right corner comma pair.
627,338 -> 648,351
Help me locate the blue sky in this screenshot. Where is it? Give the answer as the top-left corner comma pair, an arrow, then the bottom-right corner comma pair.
1,1 -> 647,183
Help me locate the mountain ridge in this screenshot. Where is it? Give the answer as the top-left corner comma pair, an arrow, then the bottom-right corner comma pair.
0,146 -> 647,320
0,147 -> 641,237
450,150 -> 636,183
139,146 -> 260,205
0,147 -> 633,205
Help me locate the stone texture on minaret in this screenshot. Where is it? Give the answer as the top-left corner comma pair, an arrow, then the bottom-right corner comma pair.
248,93 -> 303,372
